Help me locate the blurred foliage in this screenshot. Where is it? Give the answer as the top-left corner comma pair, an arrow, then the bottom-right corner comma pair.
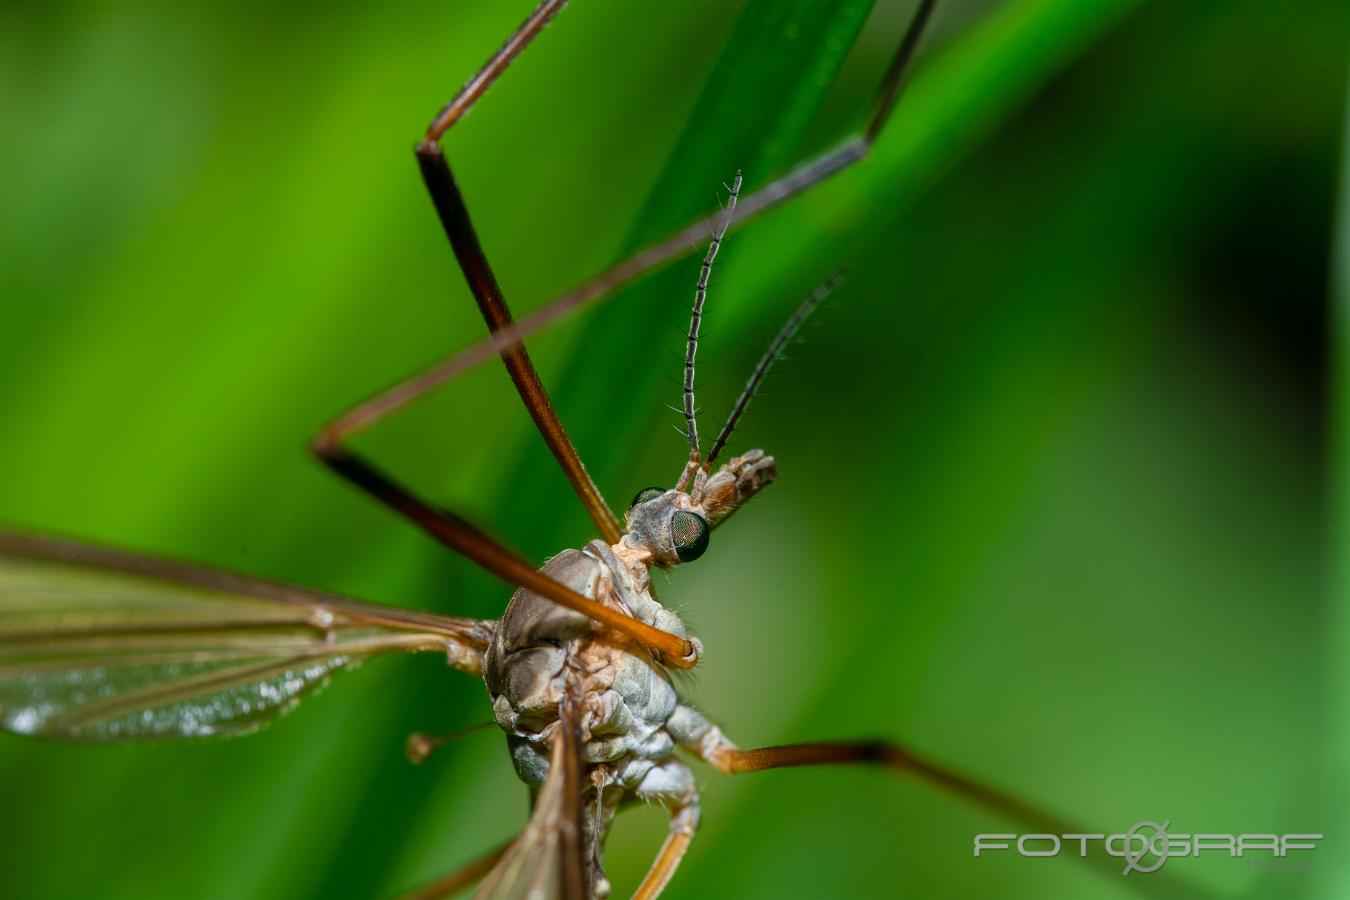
0,1 -> 1346,898
1326,24 -> 1350,900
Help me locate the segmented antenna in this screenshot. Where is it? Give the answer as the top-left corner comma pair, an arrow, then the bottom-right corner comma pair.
706,270 -> 845,466
683,171 -> 743,458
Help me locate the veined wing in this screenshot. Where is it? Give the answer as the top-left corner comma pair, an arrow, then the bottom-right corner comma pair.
475,694 -> 586,900
0,529 -> 494,741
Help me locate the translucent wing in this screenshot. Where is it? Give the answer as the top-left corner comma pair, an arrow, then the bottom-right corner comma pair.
475,695 -> 586,900
0,529 -> 494,741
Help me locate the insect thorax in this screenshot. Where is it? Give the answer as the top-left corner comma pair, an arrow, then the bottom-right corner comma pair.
481,539 -> 689,792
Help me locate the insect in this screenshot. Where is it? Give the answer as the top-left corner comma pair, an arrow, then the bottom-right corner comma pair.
0,1 -> 1122,897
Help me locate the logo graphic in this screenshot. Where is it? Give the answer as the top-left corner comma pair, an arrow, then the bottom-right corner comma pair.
1119,820 -> 1169,875
973,823 -> 1322,876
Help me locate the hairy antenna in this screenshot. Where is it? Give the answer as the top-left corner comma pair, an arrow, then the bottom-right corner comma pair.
705,270 -> 844,467
683,171 -> 743,459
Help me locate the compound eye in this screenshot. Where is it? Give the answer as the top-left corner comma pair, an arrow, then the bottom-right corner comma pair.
631,487 -> 665,507
670,510 -> 710,563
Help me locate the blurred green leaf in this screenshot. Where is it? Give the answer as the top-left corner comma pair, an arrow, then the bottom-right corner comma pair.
1321,56 -> 1350,900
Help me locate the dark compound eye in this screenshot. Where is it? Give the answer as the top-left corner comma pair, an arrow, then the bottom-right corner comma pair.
670,510 -> 710,563
631,487 -> 665,507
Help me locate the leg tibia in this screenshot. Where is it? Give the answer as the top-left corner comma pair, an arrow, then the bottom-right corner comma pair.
632,766 -> 700,900
667,703 -> 1081,837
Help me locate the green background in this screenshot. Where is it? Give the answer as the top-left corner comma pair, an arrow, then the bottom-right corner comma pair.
1,1 -> 1346,898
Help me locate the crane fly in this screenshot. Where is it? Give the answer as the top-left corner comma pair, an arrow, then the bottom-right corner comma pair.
0,1 -> 1159,897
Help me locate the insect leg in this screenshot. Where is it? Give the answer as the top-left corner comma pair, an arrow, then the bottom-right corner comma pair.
396,840 -> 512,900
318,0 -> 941,490
309,443 -> 699,667
414,140 -> 622,544
322,0 -> 621,542
667,704 -> 1079,834
667,706 -> 1213,899
632,796 -> 699,900
422,0 -> 569,144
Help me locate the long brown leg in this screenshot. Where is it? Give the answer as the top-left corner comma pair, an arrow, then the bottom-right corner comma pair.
310,443 -> 697,666
423,0 -> 569,143
397,841 -> 512,900
632,799 -> 699,900
662,703 -> 1209,899
704,740 -> 1085,835
318,0 -> 941,475
423,0 -> 618,543
414,139 -> 620,544
693,736 -> 1213,899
